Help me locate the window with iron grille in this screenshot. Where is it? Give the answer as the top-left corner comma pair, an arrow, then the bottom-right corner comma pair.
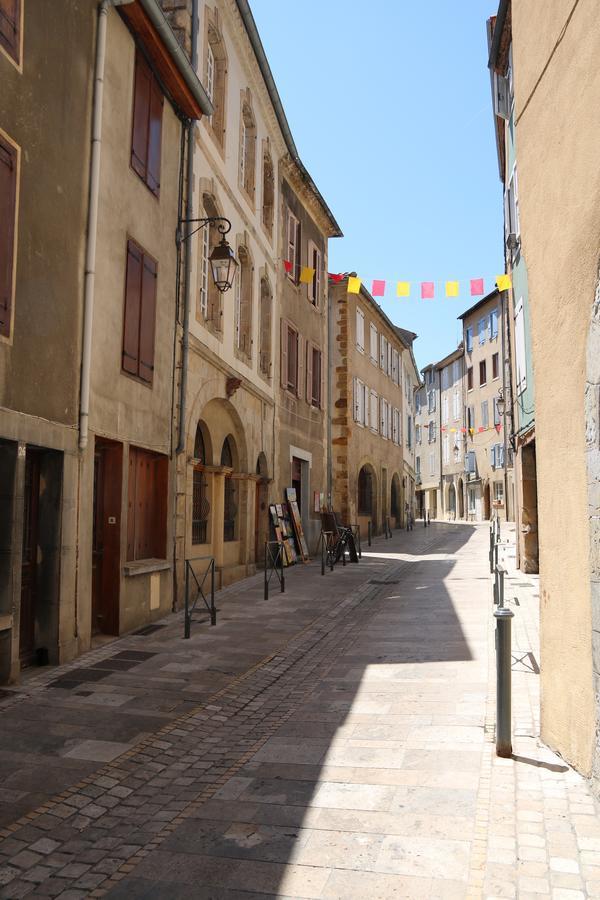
221,437 -> 237,542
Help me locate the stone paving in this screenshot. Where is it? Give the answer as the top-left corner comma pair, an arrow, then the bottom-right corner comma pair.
0,521 -> 599,898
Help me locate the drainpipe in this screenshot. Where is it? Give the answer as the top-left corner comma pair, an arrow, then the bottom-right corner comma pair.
79,0 -> 114,451
175,2 -> 198,455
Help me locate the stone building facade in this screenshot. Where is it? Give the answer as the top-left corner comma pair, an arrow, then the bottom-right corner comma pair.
415,364 -> 441,519
437,346 -> 466,520
329,279 -> 413,537
459,290 -> 510,521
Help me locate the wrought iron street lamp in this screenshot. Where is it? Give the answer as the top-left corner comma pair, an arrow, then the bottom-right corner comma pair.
176,216 -> 238,293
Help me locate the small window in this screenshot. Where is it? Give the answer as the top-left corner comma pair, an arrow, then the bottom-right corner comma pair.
122,239 -> 157,385
490,308 -> 499,339
307,241 -> 322,307
259,276 -> 272,377
492,352 -> 499,380
467,406 -> 475,430
479,360 -> 487,386
481,400 -> 489,428
127,447 -> 168,561
287,324 -> 298,392
514,297 -> 527,395
131,50 -> 163,197
494,481 -> 504,502
370,323 -> 378,363
262,149 -> 274,236
466,326 -> 473,353
416,456 -> 421,475
493,398 -> 501,426
370,390 -> 378,432
356,307 -> 365,352
286,209 -> 300,283
478,317 -> 487,344
0,0 -> 21,66
280,319 -> 302,398
239,95 -> 256,199
307,343 -> 322,408
234,245 -> 252,359
0,133 -> 18,337
467,367 -> 473,390
205,18 -> 227,149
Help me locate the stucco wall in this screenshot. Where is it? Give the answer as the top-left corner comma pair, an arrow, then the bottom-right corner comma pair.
512,0 -> 599,774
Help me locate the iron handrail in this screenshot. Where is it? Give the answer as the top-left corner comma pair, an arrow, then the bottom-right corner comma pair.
184,555 -> 216,638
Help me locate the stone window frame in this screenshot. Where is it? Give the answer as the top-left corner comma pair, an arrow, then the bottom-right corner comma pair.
203,6 -> 228,156
238,88 -> 257,206
261,139 -> 274,240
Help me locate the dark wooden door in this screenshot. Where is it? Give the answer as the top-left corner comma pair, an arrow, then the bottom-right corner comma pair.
20,451 -> 40,665
92,441 -> 122,635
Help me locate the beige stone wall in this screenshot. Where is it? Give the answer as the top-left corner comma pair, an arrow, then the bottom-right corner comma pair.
512,0 -> 600,775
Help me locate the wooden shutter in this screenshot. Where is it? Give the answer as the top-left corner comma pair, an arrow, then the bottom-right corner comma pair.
314,248 -> 322,308
131,52 -> 151,180
146,77 -> 163,196
0,136 -> 17,337
319,348 -> 325,410
123,241 -> 143,375
0,0 -> 19,64
127,448 -> 137,560
305,340 -> 313,403
139,253 -> 157,383
280,318 -> 288,388
297,334 -> 304,400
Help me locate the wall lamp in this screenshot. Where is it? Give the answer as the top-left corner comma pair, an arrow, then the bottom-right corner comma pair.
177,216 -> 237,293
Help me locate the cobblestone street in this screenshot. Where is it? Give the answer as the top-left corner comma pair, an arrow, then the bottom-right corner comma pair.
1,523 -> 599,899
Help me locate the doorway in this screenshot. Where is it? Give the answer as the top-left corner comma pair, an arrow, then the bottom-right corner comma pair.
20,450 -> 41,665
92,439 -> 123,635
484,482 -> 491,520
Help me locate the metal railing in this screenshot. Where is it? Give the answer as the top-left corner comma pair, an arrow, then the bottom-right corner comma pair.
264,540 -> 285,599
184,555 -> 216,638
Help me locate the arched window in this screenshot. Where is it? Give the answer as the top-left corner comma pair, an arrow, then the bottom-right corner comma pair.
262,148 -> 274,236
358,466 -> 373,515
192,424 -> 210,544
234,245 -> 252,360
259,276 -> 272,377
239,93 -> 256,199
205,15 -> 227,150
221,437 -> 237,542
198,193 -> 223,334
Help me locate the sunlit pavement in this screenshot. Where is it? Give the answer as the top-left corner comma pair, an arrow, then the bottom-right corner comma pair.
0,522 -> 599,899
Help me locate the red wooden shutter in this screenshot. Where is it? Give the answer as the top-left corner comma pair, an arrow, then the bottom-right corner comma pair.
280,318 -> 288,388
131,51 -> 151,181
0,0 -> 20,63
123,241 -> 142,375
0,137 -> 16,338
138,253 -> 157,383
146,77 -> 163,196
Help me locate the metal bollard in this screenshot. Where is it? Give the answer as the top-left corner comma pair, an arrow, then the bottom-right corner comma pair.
368,520 -> 372,546
184,562 -> 190,639
494,606 -> 514,757
424,511 -> 427,527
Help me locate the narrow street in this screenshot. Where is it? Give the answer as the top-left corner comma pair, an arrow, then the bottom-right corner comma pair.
1,525 -> 598,899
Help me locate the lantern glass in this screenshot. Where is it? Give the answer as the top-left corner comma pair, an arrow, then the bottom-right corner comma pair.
209,238 -> 237,293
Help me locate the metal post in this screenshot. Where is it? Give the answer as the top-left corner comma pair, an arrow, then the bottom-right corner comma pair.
489,526 -> 494,573
280,542 -> 285,592
494,606 -> 514,757
368,520 -> 372,546
357,525 -> 362,559
184,561 -> 190,639
209,559 -> 216,626
424,510 -> 427,527
264,542 -> 269,601
321,532 -> 325,576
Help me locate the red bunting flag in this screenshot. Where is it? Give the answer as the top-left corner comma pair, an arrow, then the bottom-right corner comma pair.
470,278 -> 484,296
461,427 -> 467,434
421,282 -> 434,299
371,280 -> 386,297
328,272 -> 344,283
495,424 -> 502,433
284,260 -> 293,274
478,427 -> 485,433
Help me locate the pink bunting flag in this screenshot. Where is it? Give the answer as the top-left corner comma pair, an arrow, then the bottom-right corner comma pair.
371,280 -> 386,297
283,260 -> 293,274
478,427 -> 485,433
461,427 -> 467,434
470,278 -> 484,296
421,282 -> 434,299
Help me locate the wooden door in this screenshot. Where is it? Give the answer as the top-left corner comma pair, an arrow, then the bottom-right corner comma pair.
20,451 -> 40,665
92,441 -> 122,635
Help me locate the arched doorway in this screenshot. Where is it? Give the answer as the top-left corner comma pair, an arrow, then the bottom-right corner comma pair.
458,478 -> 465,519
448,484 -> 456,520
221,436 -> 238,542
255,452 -> 269,564
391,473 -> 401,528
357,464 -> 377,533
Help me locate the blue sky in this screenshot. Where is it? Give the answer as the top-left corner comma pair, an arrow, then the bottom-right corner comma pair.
250,0 -> 504,371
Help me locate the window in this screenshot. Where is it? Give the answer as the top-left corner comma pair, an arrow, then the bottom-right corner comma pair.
259,276 -> 272,377
307,240 -> 322,307
429,453 -> 435,475
380,399 -> 391,440
441,368 -> 449,390
354,378 -> 366,425
443,434 -> 449,464
127,447 -> 168,561
356,307 -> 365,352
0,0 -> 20,65
514,297 -> 527,395
393,408 -> 401,445
493,397 -> 501,426
131,50 -> 163,197
286,208 -> 300,283
428,369 -> 434,385
234,245 -> 252,359
407,416 -> 413,450
415,391 -> 422,415
370,323 -> 378,363
307,343 -> 323,408
494,481 -> 504,502
478,317 -> 487,345
492,352 -> 499,380
415,424 -> 421,444
428,390 -> 436,413
205,15 -> 227,149
468,486 -> 476,512
221,438 -> 237,542
192,425 -> 209,545
380,334 -> 388,372
505,166 -> 520,241
262,148 -> 274,237
0,133 -> 17,337
453,360 -> 461,383
481,400 -> 489,428
453,389 -> 460,420
239,94 -> 256,199
428,421 -> 436,443
491,443 -> 505,469
467,367 -> 473,390
467,406 -> 475,430
370,390 -> 378,432
122,239 -> 157,385
466,451 -> 476,475
281,319 -> 303,397
490,308 -> 499,339
392,349 -> 399,384
466,326 -> 473,353
416,456 -> 421,475
358,467 -> 373,515
479,360 -> 487,386
442,395 -> 448,425
199,194 -> 224,333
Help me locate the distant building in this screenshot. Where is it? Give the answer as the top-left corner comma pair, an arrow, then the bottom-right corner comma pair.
415,365 -> 441,519
437,346 -> 466,520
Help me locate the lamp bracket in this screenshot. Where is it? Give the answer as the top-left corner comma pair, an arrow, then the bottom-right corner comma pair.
176,216 -> 232,246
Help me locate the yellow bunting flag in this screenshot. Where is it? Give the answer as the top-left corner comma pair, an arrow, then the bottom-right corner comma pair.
299,266 -> 315,285
445,281 -> 459,297
347,276 -> 361,294
496,274 -> 512,291
450,427 -> 456,433
396,281 -> 410,297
